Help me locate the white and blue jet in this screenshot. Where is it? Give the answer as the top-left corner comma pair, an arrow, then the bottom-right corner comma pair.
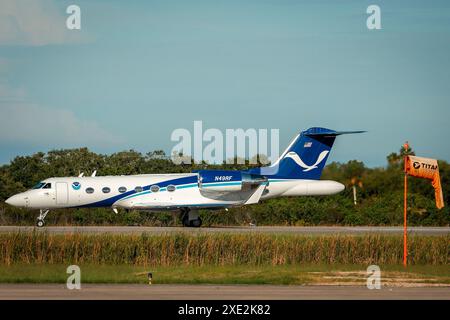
5,127 -> 364,227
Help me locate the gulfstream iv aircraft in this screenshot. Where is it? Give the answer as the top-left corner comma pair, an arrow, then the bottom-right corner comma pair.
5,127 -> 363,227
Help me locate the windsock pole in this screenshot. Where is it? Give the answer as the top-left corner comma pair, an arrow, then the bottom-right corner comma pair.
403,142 -> 409,267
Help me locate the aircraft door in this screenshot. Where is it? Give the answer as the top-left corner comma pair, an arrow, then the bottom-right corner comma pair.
56,182 -> 69,205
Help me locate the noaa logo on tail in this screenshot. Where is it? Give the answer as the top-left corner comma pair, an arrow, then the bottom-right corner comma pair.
284,151 -> 329,172
72,182 -> 81,190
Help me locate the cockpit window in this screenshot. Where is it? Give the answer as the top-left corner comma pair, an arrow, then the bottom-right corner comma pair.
42,183 -> 52,189
32,182 -> 46,189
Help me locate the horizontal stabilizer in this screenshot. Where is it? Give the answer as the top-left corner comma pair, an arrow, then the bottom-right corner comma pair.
303,127 -> 366,137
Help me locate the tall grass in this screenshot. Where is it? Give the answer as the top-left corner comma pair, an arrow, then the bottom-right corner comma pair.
0,232 -> 448,266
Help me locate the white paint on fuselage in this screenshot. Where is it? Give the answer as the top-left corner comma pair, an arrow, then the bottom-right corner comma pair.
5,173 -> 344,210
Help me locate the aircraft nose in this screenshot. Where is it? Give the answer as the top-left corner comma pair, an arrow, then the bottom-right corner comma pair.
5,194 -> 24,207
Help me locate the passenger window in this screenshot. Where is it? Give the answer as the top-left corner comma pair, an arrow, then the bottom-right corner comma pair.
134,186 -> 143,193
42,183 -> 52,189
150,185 -> 160,193
118,186 -> 127,193
167,185 -> 176,192
102,187 -> 111,193
86,187 -> 94,194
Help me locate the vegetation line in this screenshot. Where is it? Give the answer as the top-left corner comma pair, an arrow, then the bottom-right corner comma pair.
0,233 -> 448,266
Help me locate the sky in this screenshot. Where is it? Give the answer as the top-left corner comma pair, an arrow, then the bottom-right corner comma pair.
0,0 -> 449,167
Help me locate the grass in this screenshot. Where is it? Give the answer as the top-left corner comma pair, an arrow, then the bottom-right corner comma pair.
0,232 -> 448,266
0,232 -> 447,286
0,263 -> 449,285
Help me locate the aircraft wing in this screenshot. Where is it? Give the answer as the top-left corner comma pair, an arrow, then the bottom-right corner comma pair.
243,183 -> 267,205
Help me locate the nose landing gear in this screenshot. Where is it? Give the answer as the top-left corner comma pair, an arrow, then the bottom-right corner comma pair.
180,208 -> 202,227
36,209 -> 49,227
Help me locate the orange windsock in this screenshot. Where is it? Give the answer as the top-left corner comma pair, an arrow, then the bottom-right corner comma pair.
405,155 -> 445,209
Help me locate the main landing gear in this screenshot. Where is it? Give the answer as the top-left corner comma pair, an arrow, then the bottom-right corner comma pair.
180,208 -> 202,227
36,209 -> 49,227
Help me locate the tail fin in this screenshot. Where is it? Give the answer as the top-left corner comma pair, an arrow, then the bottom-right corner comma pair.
249,127 -> 365,180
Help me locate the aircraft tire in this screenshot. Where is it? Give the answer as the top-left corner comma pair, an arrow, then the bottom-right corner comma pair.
190,218 -> 202,228
36,219 -> 45,228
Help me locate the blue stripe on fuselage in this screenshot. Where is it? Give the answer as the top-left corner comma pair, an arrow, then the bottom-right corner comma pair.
73,176 -> 296,209
75,175 -> 198,208
119,183 -> 198,201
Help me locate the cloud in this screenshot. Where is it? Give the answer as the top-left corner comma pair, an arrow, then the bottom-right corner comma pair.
0,81 -> 26,102
0,83 -> 123,147
0,0 -> 86,46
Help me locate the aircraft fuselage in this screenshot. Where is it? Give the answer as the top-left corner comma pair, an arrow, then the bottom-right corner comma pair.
5,173 -> 344,211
